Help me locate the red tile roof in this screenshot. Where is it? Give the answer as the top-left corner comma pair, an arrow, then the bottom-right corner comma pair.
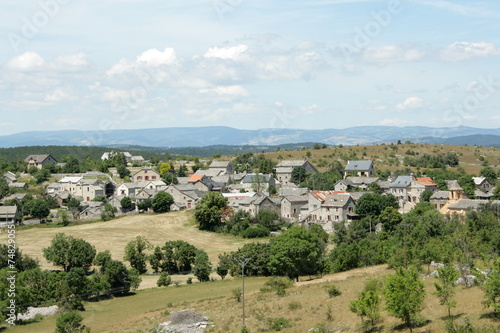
188,174 -> 204,183
416,177 -> 437,186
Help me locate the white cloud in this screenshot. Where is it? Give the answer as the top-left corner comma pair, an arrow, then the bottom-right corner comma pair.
45,88 -> 78,103
137,47 -> 177,66
5,52 -> 46,71
374,105 -> 387,111
52,53 -> 90,72
363,46 -> 426,63
440,42 -> 500,61
203,45 -> 248,60
200,85 -> 249,96
396,97 -> 423,111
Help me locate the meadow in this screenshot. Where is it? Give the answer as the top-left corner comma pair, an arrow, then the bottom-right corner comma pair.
2,209 -> 500,332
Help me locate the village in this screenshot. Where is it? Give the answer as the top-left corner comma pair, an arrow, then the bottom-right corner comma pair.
1,150 -> 498,231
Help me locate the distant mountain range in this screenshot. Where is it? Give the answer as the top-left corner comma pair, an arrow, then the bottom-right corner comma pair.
1,126 -> 500,148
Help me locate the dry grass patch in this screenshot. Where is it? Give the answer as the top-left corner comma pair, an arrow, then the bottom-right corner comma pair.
0,210 -> 258,271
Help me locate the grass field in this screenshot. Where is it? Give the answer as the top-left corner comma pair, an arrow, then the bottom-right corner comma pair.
2,209 -> 500,332
5,264 -> 500,333
0,210 -> 257,273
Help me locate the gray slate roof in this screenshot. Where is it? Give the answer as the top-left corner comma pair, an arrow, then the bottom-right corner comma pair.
345,160 -> 373,171
430,190 -> 449,200
241,174 -> 273,184
390,176 -> 412,188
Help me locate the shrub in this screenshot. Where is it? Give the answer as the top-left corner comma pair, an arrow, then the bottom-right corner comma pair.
326,284 -> 341,298
186,277 -> 193,284
55,311 -> 86,333
157,272 -> 172,287
232,287 -> 242,302
267,317 -> 292,331
288,301 -> 302,310
241,226 -> 270,238
261,276 -> 293,296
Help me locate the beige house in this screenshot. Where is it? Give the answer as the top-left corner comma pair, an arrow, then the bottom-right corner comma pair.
305,193 -> 356,232
76,179 -> 106,201
132,167 -> 161,182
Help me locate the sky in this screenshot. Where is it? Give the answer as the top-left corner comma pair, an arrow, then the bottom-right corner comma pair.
1,0 -> 500,135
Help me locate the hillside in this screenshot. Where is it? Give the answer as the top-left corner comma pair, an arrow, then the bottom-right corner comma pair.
264,143 -> 500,175
3,199 -> 500,332
2,126 -> 500,148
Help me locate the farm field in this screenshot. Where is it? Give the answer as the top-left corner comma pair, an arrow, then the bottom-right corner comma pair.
0,210 -> 256,273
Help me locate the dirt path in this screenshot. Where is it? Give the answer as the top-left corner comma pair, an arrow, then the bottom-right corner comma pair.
296,264 -> 390,287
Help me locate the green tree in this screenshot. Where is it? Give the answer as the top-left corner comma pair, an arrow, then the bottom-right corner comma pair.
43,233 -> 96,272
433,265 -> 459,318
195,192 -> 228,231
100,203 -> 117,221
421,189 -> 433,202
67,197 -> 82,220
480,166 -> 497,185
116,164 -> 130,179
30,198 -> 50,222
216,253 -> 231,280
55,311 -> 86,333
149,246 -> 164,273
356,193 -> 398,217
483,259 -> 500,314
137,198 -> 152,211
268,227 -> 325,281
291,166 -> 308,184
120,196 -> 133,210
151,191 -> 174,213
124,236 -> 152,274
161,240 -> 198,273
384,267 -> 425,332
192,249 -> 212,282
0,178 -> 9,199
93,250 -> 112,273
350,279 -> 382,328
378,206 -> 402,234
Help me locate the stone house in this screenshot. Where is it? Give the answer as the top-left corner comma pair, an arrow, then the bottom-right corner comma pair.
0,206 -> 19,223
344,160 -> 374,178
275,160 -> 317,186
240,173 -> 276,192
165,184 -> 202,209
25,154 -> 58,169
209,160 -> 234,175
132,167 -> 161,182
281,195 -> 309,220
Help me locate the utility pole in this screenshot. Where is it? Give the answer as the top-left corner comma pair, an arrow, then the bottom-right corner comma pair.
234,257 -> 252,328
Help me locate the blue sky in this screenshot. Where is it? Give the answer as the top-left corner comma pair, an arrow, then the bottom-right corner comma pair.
1,0 -> 500,135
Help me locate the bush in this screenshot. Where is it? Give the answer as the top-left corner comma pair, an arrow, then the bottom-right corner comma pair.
241,226 -> 270,238
326,284 -> 341,298
288,301 -> 302,310
232,287 -> 242,302
55,311 -> 86,333
157,272 -> 172,287
186,277 -> 193,284
267,317 -> 292,331
261,276 -> 293,296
